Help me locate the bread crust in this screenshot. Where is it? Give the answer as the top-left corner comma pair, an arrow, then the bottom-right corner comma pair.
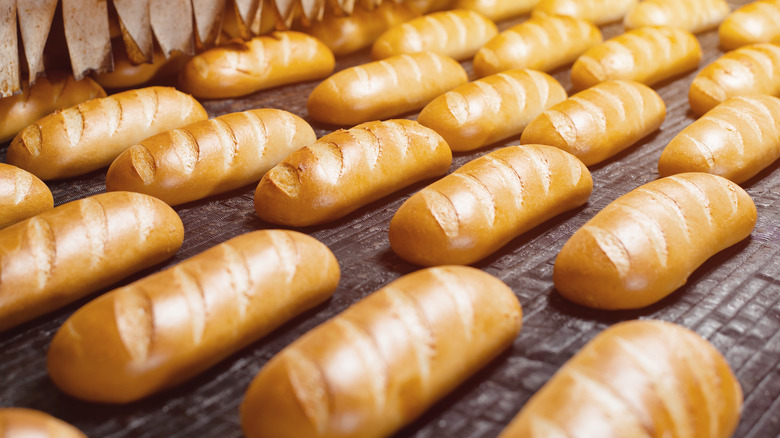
533,0 -> 637,25
0,163 -> 53,229
0,408 -> 86,437
624,0 -> 731,33
719,0 -> 780,50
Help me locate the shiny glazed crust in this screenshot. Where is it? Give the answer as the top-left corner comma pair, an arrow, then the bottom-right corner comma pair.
532,0 -> 638,25
0,163 -> 53,229
453,0 -> 539,22
47,230 -> 340,403
241,265 -> 523,438
624,0 -> 731,33
0,408 -> 87,437
553,173 -> 757,309
718,0 -> 780,50
498,320 -> 742,438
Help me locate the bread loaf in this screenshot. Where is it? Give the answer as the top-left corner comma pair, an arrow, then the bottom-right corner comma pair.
554,173 -> 756,310
178,31 -> 335,99
498,320 -> 742,438
624,0 -> 731,33
533,0 -> 637,25
689,43 -> 780,116
106,109 -> 316,206
307,51 -> 467,126
453,0 -> 538,22
520,80 -> 666,166
390,145 -> 592,266
92,44 -> 168,89
371,9 -> 497,61
47,230 -> 340,403
241,265 -> 522,438
6,86 -> 207,180
719,0 -> 780,50
0,72 -> 105,143
659,95 -> 780,184
473,14 -> 602,78
0,163 -> 53,229
0,408 -> 86,438
0,191 -> 184,332
254,119 -> 452,227
417,69 -> 566,151
304,3 -> 420,56
571,26 -> 702,91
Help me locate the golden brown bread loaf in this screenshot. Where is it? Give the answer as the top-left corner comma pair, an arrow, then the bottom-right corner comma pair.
254,119 -> 452,227
719,0 -> 780,50
624,0 -> 731,33
241,265 -> 522,438
0,191 -> 184,332
417,69 -> 566,151
304,3 -> 420,56
307,51 -> 467,126
390,145 -> 592,266
689,43 -> 780,116
498,319 -> 742,438
0,72 -> 105,143
533,0 -> 638,25
520,80 -> 666,166
105,109 -> 316,206
178,31 -> 335,99
659,95 -> 780,184
370,9 -> 498,61
0,408 -> 87,438
473,14 -> 602,78
92,44 -> 169,89
454,0 -> 538,22
6,86 -> 207,180
571,26 -> 702,91
554,173 -> 757,310
0,163 -> 53,229
47,230 -> 340,403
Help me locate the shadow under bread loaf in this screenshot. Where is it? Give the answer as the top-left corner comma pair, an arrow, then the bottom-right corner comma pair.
390,145 -> 592,266
498,320 -> 742,438
520,80 -> 666,167
106,109 -> 316,206
254,119 -> 452,227
241,265 -> 522,438
178,31 -> 335,99
47,230 -> 340,404
570,26 -> 702,91
307,51 -> 467,126
532,0 -> 637,25
659,95 -> 780,184
6,86 -> 207,180
554,173 -> 757,310
0,72 -> 105,143
0,408 -> 87,438
0,163 -> 53,229
688,43 -> 780,116
623,0 -> 731,33
718,0 -> 780,50
0,191 -> 184,332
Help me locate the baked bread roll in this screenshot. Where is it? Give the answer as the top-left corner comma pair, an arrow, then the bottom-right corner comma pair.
571,26 -> 702,91
533,0 -> 637,25
304,3 -> 420,56
689,43 -> 780,116
390,145 -> 592,266
0,408 -> 86,437
554,173 -> 757,310
255,119 -> 452,227
624,0 -> 731,33
106,109 -> 316,206
417,69 -> 566,151
6,86 -> 207,180
92,44 -> 169,89
659,95 -> 780,184
0,191 -> 184,332
178,31 -> 335,99
307,51 -> 467,126
719,0 -> 780,50
0,72 -> 105,143
241,265 -> 522,438
0,163 -> 53,229
370,9 -> 498,61
498,320 -> 742,438
473,14 -> 602,78
453,0 -> 538,22
520,80 -> 666,166
48,230 -> 340,403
